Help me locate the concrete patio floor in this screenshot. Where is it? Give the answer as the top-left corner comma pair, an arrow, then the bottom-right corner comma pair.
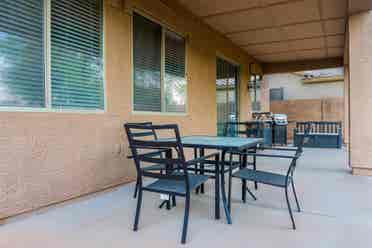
2,147 -> 372,248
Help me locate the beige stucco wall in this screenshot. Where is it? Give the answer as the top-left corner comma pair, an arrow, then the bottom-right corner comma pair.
348,10 -> 372,175
0,0 -> 258,219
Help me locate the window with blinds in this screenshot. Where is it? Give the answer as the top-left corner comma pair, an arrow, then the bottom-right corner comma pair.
133,13 -> 162,112
0,0 -> 45,107
133,13 -> 187,113
51,0 -> 104,110
0,0 -> 104,110
164,30 -> 186,113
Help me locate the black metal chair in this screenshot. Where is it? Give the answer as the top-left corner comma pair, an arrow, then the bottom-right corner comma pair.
227,130 -> 309,229
124,123 -> 220,244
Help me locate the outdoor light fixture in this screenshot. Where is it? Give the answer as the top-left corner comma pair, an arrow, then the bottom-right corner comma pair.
248,63 -> 262,111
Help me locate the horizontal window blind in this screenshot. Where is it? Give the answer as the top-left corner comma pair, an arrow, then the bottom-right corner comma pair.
133,13 -> 162,112
164,30 -> 186,113
51,0 -> 104,110
0,0 -> 45,107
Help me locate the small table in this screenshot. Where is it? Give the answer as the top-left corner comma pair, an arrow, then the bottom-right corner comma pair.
180,136 -> 263,224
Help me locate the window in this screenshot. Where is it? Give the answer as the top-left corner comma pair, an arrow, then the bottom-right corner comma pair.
0,0 -> 104,110
270,88 -> 284,102
0,0 -> 45,107
133,13 -> 187,113
51,0 -> 104,110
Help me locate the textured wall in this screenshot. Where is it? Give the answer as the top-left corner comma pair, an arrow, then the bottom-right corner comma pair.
0,0 -> 258,219
349,10 -> 372,175
265,73 -> 344,101
270,98 -> 344,141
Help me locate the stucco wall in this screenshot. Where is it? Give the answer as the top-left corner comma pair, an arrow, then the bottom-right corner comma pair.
0,0 -> 258,219
265,73 -> 344,101
348,10 -> 372,175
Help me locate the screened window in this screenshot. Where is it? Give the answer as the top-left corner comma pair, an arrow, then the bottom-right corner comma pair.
133,13 -> 187,113
0,0 -> 104,110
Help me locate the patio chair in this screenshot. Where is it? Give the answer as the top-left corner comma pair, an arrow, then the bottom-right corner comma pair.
124,123 -> 220,244
227,130 -> 309,229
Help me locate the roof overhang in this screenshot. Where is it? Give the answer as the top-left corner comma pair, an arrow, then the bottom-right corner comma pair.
175,0 -> 372,65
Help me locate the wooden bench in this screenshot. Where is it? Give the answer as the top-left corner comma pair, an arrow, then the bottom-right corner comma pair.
293,121 -> 342,148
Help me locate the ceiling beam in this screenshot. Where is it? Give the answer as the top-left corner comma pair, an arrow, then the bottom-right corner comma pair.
201,0 -> 303,19
225,17 -> 344,35
262,57 -> 344,74
250,46 -> 343,57
241,34 -> 343,47
348,0 -> 372,15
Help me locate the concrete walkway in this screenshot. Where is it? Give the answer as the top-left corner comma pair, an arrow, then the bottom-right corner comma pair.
1,147 -> 372,248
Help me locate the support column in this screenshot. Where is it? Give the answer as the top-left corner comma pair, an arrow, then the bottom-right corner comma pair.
349,10 -> 372,176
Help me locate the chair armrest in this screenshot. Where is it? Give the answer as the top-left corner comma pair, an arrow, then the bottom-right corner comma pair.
235,151 -> 297,159
259,146 -> 298,152
186,152 -> 219,165
127,148 -> 171,159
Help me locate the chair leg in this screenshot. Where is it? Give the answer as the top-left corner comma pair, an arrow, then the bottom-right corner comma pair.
228,169 -> 232,212
246,187 -> 257,201
285,187 -> 296,230
133,179 -> 139,198
181,195 -> 190,244
291,181 -> 301,212
172,195 -> 177,207
253,156 -> 258,190
133,188 -> 143,231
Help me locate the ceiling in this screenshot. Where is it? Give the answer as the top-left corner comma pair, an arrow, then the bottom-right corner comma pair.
177,0 -> 349,63
349,0 -> 372,15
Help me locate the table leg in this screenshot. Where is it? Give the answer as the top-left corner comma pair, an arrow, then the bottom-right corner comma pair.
253,146 -> 258,190
215,153 -> 220,220
242,149 -> 247,203
228,152 -> 233,212
159,149 -> 173,210
220,150 -> 232,224
200,148 -> 205,194
194,148 -> 200,194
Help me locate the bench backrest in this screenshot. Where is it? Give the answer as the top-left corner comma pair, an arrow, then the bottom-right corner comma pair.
296,121 -> 342,134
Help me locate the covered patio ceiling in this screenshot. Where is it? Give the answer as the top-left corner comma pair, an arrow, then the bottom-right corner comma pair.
176,0 -> 371,63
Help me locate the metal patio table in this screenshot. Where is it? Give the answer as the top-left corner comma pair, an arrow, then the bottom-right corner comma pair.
179,135 -> 263,224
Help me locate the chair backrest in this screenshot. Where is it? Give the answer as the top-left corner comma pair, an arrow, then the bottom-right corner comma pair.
124,122 -> 157,139
124,123 -> 189,184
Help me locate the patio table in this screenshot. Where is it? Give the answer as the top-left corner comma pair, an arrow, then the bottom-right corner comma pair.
179,135 -> 263,224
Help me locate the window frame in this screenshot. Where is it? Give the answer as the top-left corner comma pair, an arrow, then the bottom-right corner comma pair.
131,11 -> 188,116
0,0 -> 106,113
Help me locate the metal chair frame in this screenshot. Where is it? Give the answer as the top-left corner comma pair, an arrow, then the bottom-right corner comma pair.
227,132 -> 309,229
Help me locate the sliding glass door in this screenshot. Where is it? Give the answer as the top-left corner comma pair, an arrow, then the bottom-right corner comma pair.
216,58 -> 239,136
